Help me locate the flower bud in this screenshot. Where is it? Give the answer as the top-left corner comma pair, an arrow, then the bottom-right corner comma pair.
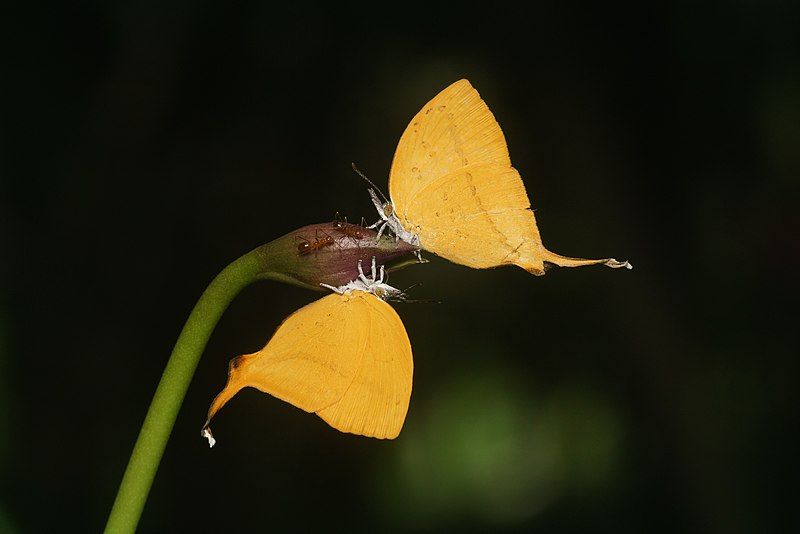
251,222 -> 421,291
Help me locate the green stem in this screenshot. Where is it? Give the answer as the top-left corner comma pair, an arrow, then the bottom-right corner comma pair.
105,248 -> 265,533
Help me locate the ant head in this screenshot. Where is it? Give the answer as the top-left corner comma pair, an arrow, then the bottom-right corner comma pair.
333,213 -> 348,228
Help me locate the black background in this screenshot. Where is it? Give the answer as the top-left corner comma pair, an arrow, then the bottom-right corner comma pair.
2,2 -> 798,532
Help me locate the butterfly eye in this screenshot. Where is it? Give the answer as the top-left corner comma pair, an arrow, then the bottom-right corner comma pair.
383,203 -> 394,216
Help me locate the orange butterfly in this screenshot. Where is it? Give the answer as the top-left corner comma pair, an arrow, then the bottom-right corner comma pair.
203,260 -> 412,443
369,79 -> 631,275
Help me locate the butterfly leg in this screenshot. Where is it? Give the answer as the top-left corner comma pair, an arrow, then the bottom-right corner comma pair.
375,220 -> 388,241
357,260 -> 371,285
319,283 -> 344,294
370,256 -> 378,282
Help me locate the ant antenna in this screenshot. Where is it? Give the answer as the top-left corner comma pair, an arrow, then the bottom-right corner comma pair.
351,162 -> 390,204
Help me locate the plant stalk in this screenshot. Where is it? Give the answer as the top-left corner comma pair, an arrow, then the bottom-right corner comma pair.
104,249 -> 264,533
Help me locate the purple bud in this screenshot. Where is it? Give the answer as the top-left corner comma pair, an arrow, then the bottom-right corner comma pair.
251,222 -> 421,291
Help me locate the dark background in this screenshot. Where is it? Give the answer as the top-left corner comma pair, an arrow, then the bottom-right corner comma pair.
2,2 -> 798,532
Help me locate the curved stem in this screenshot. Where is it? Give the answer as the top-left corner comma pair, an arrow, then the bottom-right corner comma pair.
105,249 -> 264,533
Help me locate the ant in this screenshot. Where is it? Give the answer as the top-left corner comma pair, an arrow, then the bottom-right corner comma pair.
332,220 -> 365,242
297,233 -> 335,256
331,213 -> 367,244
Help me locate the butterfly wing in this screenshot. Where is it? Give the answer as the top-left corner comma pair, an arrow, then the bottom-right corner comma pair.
316,293 -> 412,439
389,79 -> 510,216
399,163 -> 546,271
389,79 -> 630,274
203,291 -> 412,440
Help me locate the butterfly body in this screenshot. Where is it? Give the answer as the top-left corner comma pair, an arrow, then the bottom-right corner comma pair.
367,188 -> 420,246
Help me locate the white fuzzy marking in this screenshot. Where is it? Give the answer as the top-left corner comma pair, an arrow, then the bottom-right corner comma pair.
201,428 -> 216,448
606,259 -> 633,270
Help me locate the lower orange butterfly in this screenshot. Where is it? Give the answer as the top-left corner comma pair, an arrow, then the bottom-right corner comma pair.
202,259 -> 412,444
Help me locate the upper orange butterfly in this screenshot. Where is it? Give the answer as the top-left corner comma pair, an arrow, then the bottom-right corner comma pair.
369,79 -> 631,275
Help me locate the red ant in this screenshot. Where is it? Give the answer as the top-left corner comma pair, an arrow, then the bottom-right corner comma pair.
332,220 -> 365,242
297,234 -> 335,255
331,212 -> 367,243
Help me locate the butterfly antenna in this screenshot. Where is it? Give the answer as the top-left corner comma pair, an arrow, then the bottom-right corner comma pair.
395,282 -> 442,304
351,162 -> 389,204
402,282 -> 422,293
